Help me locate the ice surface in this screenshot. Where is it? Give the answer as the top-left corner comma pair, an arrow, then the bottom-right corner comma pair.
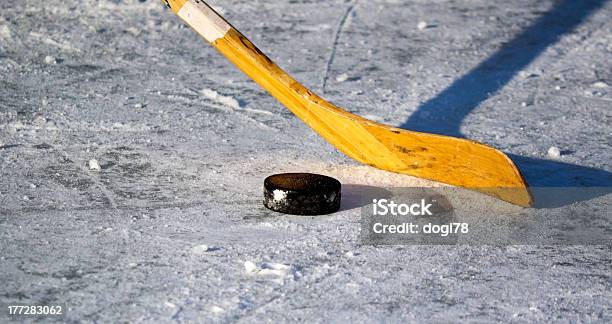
0,24 -> 11,40
0,0 -> 611,322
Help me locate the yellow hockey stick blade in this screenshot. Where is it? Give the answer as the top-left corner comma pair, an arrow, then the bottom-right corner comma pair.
162,0 -> 533,207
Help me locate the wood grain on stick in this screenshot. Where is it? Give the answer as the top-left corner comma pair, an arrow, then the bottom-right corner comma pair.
163,0 -> 532,206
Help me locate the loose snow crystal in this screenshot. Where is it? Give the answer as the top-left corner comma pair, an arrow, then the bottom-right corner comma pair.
417,21 -> 437,30
0,25 -> 11,40
547,146 -> 561,158
209,306 -> 225,314
272,189 -> 287,202
244,261 -> 296,283
592,81 -> 609,88
200,88 -> 241,109
244,261 -> 258,273
33,116 -> 47,127
336,73 -> 349,83
191,244 -> 210,254
44,55 -> 56,65
88,159 -> 101,171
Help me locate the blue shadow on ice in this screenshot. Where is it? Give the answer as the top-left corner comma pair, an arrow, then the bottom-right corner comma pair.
399,0 -> 612,205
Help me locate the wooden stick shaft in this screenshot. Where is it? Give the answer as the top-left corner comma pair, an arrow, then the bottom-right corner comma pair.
165,0 -> 378,163
162,0 -> 532,207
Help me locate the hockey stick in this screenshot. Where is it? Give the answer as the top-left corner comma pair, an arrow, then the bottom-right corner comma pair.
162,0 -> 532,207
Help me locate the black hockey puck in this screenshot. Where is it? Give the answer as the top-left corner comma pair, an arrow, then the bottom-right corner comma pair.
263,173 -> 341,215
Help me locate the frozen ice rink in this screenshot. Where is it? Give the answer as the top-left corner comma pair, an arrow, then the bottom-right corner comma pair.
1,0 -> 610,322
